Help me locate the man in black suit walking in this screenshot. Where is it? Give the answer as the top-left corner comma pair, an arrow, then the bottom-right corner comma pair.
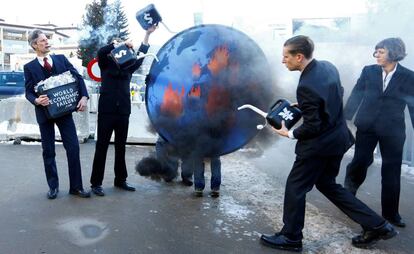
90,25 -> 157,196
260,35 -> 396,252
344,38 -> 414,228
24,29 -> 90,199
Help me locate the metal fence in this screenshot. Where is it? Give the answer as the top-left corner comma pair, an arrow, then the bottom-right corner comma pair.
403,110 -> 414,166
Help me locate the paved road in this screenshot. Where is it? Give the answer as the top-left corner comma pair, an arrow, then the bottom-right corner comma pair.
0,138 -> 412,253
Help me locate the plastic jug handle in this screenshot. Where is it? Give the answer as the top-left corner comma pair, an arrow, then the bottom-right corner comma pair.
269,99 -> 283,110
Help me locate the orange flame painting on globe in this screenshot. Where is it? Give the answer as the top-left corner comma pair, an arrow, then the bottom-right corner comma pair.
160,83 -> 184,118
192,63 -> 202,79
208,46 -> 229,76
188,85 -> 201,98
205,85 -> 230,117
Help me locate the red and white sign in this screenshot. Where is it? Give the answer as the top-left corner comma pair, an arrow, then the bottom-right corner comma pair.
87,58 -> 101,82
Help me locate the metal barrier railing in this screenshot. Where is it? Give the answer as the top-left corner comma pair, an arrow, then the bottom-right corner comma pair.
403,112 -> 414,166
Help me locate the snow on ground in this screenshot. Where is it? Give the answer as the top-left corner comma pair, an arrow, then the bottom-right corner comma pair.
401,164 -> 414,181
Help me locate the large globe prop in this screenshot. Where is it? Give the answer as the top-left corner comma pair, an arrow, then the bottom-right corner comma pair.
146,24 -> 274,157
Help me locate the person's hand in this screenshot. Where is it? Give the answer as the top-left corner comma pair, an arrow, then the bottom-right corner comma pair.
77,96 -> 88,112
272,120 -> 289,137
125,40 -> 134,49
146,24 -> 158,35
143,25 -> 157,46
35,94 -> 49,106
290,102 -> 299,107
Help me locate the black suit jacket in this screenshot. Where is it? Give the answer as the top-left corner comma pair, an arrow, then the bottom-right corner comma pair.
24,54 -> 88,124
293,59 -> 354,158
344,64 -> 414,136
97,43 -> 149,115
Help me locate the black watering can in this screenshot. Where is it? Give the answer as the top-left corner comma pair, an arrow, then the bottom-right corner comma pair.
136,4 -> 175,33
238,99 -> 302,130
110,43 -> 159,70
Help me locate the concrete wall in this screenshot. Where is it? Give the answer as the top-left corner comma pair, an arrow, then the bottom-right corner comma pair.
0,96 -> 90,142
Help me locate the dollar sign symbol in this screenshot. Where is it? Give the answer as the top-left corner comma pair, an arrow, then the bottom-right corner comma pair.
144,13 -> 153,24
114,50 -> 127,59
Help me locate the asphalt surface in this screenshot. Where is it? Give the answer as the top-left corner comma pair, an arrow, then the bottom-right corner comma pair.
0,138 -> 413,254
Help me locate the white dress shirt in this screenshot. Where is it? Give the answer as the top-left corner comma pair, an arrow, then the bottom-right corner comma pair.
382,63 -> 398,91
288,130 -> 296,139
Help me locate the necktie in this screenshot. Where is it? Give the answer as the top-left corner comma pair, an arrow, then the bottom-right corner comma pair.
43,57 -> 52,72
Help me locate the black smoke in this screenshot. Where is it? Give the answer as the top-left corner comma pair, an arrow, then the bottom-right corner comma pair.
135,156 -> 178,182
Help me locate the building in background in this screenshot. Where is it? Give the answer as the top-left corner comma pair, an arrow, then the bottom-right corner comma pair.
0,20 -> 78,70
194,12 -> 203,26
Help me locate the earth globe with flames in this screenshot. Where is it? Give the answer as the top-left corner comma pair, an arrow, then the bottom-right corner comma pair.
146,24 -> 274,157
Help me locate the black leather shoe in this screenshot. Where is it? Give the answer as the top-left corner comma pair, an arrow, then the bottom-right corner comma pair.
69,189 -> 91,198
91,186 -> 105,196
114,182 -> 136,191
47,188 -> 59,199
385,218 -> 406,228
260,233 -> 302,252
181,178 -> 193,187
352,222 -> 398,248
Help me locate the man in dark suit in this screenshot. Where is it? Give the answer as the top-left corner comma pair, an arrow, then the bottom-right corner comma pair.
344,38 -> 414,228
260,35 -> 396,252
90,26 -> 157,196
24,29 -> 90,199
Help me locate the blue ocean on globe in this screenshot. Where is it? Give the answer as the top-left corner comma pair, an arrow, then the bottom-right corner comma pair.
146,24 -> 274,157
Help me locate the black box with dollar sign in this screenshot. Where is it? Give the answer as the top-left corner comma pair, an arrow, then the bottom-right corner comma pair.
136,4 -> 162,30
266,99 -> 302,130
110,44 -> 137,70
